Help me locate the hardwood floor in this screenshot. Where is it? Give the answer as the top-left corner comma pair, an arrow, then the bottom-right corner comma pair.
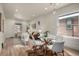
0,38 -> 31,56
0,37 -> 78,56
64,47 -> 79,56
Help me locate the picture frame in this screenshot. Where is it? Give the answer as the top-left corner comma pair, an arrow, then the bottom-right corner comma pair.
32,23 -> 36,29
66,18 -> 72,30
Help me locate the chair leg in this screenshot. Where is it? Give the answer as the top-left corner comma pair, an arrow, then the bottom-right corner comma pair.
53,52 -> 57,56
44,49 -> 47,56
62,50 -> 64,56
50,51 -> 53,56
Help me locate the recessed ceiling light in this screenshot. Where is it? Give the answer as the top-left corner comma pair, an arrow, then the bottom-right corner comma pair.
45,8 -> 48,10
16,9 -> 18,12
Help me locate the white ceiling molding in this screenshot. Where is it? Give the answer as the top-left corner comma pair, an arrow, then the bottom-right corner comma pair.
59,12 -> 79,19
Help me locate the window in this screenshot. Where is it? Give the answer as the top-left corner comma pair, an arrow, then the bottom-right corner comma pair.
58,12 -> 79,37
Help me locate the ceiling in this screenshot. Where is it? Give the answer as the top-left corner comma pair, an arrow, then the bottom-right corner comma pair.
2,3 -> 69,21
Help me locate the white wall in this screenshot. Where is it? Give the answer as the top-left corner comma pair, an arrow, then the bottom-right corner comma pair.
4,19 -> 28,38
30,13 -> 57,35
4,19 -> 15,38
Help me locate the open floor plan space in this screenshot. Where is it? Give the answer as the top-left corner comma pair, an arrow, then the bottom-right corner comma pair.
0,3 -> 79,56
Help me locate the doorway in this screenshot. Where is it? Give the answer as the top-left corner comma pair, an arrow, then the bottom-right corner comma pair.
15,23 -> 22,38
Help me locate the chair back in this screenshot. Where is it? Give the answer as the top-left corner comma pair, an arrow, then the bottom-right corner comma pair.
55,35 -> 64,42
52,42 -> 64,52
21,32 -> 29,41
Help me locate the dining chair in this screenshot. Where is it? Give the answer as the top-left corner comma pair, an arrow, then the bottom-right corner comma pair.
52,42 -> 64,56
30,37 -> 45,56
21,32 -> 29,45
